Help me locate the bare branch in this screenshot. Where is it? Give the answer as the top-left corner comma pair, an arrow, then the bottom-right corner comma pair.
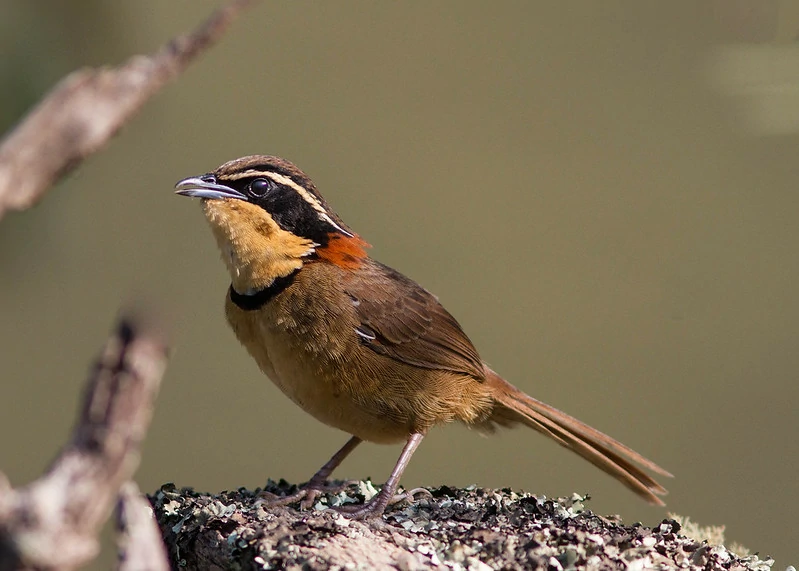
116,482 -> 169,571
0,315 -> 169,571
0,0 -> 258,219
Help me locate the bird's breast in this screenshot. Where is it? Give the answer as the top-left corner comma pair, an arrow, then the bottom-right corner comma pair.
224,271 -> 411,444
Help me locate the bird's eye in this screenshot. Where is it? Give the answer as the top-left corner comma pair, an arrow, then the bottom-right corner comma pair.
248,178 -> 273,197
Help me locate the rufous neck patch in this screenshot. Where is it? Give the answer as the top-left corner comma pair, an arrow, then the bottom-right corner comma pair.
316,233 -> 370,269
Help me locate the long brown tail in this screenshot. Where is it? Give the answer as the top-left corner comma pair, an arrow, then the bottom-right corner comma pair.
484,367 -> 672,505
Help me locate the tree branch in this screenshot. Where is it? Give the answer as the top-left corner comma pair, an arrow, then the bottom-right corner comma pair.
0,0 -> 258,219
150,483 -> 775,571
0,315 -> 168,571
116,482 -> 169,571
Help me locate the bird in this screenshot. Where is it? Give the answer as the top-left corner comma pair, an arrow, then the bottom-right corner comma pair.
174,155 -> 671,519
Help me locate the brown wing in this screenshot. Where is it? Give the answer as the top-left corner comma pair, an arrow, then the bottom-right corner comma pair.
343,260 -> 485,379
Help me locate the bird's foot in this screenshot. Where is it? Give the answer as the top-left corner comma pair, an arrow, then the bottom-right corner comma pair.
388,486 -> 432,506
257,479 -> 358,511
333,486 -> 432,519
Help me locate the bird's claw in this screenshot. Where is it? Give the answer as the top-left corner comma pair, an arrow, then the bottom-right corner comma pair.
256,479 -> 359,510
389,486 -> 432,506
333,486 -> 432,519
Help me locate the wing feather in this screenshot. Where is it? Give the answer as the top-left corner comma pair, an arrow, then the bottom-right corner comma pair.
344,260 -> 485,379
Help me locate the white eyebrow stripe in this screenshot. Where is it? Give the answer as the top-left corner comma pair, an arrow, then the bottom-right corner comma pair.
224,169 -> 275,181
222,169 -> 354,237
261,171 -> 325,212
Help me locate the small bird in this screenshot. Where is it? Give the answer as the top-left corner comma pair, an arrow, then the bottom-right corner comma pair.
175,155 -> 671,518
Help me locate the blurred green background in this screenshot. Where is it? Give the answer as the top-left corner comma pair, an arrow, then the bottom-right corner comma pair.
2,1 -> 798,566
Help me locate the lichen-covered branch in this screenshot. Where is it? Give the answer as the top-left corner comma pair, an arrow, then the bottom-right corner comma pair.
150,482 -> 775,571
0,316 -> 169,571
0,0 -> 258,219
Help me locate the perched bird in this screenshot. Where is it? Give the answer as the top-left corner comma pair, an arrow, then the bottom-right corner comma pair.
175,155 -> 671,518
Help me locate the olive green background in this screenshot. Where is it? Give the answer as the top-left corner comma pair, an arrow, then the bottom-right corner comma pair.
2,1 -> 798,566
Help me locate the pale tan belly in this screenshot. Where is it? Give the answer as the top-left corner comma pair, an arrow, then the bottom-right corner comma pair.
229,303 -> 409,444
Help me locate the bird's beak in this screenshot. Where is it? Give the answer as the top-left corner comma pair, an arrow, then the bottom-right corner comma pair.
174,176 -> 246,200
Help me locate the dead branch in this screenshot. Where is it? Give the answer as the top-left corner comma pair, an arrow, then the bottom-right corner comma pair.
0,0 -> 258,219
116,481 -> 169,571
0,315 -> 168,571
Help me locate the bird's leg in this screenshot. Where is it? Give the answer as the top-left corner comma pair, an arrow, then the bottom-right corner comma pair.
336,432 -> 424,519
260,435 -> 362,509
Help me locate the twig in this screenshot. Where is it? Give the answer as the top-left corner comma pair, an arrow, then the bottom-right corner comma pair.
0,315 -> 168,571
0,0 -> 258,219
116,482 -> 169,571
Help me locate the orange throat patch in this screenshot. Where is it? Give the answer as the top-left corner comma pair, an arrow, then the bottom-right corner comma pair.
201,199 -> 315,293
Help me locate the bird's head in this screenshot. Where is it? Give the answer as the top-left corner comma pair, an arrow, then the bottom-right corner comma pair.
175,155 -> 369,294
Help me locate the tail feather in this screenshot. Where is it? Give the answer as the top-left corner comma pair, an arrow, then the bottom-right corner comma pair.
485,368 -> 671,506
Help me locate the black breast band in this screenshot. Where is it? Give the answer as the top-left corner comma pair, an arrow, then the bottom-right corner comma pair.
228,268 -> 300,311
